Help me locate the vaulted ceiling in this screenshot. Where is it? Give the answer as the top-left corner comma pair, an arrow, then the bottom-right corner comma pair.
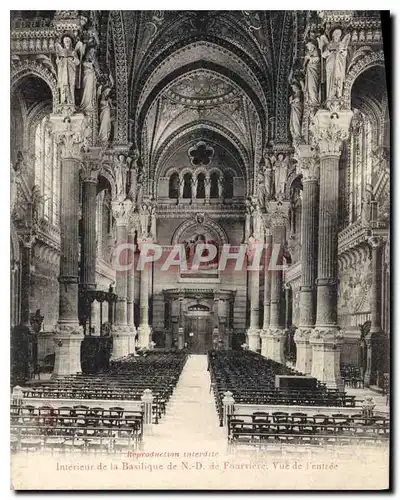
97,10 -> 302,190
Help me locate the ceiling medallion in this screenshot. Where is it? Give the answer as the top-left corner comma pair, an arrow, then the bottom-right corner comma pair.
166,71 -> 237,107
188,141 -> 214,166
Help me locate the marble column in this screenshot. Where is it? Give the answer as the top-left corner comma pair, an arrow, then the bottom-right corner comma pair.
126,229 -> 136,353
81,154 -> 100,291
309,108 -> 353,390
263,202 -> 290,362
261,230 -> 272,357
49,114 -> 86,377
364,236 -> 385,387
294,145 -> 320,374
246,269 -> 261,352
138,260 -> 152,348
110,200 -> 132,359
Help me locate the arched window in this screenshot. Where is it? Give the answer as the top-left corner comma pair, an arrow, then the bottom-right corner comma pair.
169,172 -> 179,198
34,115 -> 60,225
196,173 -> 205,199
210,172 -> 219,198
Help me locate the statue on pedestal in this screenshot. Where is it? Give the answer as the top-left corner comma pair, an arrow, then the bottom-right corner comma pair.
272,153 -> 290,200
318,29 -> 351,101
55,33 -> 80,106
79,27 -> 100,113
289,82 -> 304,142
304,41 -> 321,105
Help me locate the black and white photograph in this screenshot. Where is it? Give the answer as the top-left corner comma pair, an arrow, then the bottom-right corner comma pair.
9,9 -> 391,490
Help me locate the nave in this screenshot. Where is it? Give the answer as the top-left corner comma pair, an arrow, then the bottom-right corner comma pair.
10,350 -> 390,489
11,351 -> 389,454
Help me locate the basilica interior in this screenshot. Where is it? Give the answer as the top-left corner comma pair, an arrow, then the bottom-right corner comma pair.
10,10 -> 390,466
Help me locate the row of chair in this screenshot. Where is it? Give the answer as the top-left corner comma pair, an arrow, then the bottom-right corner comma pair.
11,426 -> 141,454
20,352 -> 188,424
228,411 -> 389,445
208,351 -> 358,425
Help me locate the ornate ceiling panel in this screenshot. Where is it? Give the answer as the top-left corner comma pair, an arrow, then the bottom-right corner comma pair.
165,71 -> 238,106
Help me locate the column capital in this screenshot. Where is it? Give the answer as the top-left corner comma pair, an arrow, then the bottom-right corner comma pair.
294,144 -> 320,182
80,146 -> 104,182
368,236 -> 384,249
111,199 -> 133,227
310,109 -> 353,158
49,113 -> 88,160
267,201 -> 291,227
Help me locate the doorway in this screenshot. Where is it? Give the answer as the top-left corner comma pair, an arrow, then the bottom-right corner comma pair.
185,315 -> 213,354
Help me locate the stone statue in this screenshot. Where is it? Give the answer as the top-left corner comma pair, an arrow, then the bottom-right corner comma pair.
30,309 -> 44,334
204,176 -> 211,200
79,35 -> 99,113
136,170 -> 144,209
264,156 -> 274,201
361,184 -> 374,226
245,198 -> 255,240
139,203 -> 150,239
115,155 -> 128,202
31,185 -> 45,223
179,176 -> 185,199
55,34 -> 80,106
272,153 -> 290,199
253,202 -> 263,240
303,41 -> 321,105
98,86 -> 113,145
257,167 -> 267,209
191,176 -> 197,200
319,29 -> 351,101
218,176 -> 224,199
289,82 -> 304,142
149,203 -> 157,240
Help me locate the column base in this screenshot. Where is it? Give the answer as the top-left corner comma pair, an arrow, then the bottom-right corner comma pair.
310,327 -> 344,391
261,327 -> 285,363
111,325 -> 131,360
246,328 -> 261,352
51,322 -> 84,378
138,324 -> 152,349
294,327 -> 313,375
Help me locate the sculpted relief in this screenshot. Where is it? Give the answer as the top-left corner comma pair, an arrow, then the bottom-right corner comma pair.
338,257 -> 372,316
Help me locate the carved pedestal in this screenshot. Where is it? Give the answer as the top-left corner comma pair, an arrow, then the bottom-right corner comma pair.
310,328 -> 344,391
294,328 -> 313,374
262,328 -> 285,363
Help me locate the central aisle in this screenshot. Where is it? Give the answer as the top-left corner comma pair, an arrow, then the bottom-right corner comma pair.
143,354 -> 226,450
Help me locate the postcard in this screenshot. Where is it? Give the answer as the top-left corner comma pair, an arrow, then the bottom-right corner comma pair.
10,9 -> 390,490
